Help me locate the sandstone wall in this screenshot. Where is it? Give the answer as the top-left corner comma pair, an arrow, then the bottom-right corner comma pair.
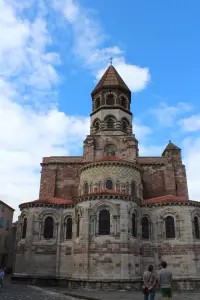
141,205 -> 200,278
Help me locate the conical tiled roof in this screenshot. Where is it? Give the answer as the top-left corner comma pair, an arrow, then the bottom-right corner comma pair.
162,140 -> 181,155
92,65 -> 130,95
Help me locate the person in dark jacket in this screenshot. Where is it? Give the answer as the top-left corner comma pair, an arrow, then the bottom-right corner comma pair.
143,265 -> 157,300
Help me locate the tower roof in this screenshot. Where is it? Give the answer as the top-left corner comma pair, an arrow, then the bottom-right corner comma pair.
91,65 -> 131,95
162,140 -> 181,156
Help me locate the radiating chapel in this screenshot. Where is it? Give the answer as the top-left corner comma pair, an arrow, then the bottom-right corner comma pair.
13,65 -> 200,290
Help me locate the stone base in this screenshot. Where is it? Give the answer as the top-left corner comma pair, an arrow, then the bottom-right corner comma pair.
11,274 -> 200,291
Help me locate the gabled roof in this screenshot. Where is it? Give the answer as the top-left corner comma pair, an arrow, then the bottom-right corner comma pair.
162,140 -> 181,156
92,65 -> 130,95
0,200 -> 15,211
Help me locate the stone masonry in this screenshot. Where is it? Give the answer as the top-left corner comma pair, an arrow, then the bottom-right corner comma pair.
13,65 -> 200,291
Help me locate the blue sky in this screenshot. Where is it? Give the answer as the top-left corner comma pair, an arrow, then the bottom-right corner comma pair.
0,0 -> 200,219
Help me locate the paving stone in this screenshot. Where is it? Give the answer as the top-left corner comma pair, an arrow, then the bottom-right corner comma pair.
1,278 -> 200,300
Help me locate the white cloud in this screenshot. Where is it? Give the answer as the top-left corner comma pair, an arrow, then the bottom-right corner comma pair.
179,114 -> 200,132
0,1 -> 90,220
0,95 -> 89,220
183,137 -> 200,201
152,102 -> 192,126
54,0 -> 150,92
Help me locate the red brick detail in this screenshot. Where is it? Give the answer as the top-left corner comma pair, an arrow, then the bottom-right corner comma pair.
138,157 -> 167,165
95,156 -> 126,162
39,166 -> 57,199
42,156 -> 83,164
54,164 -> 81,199
141,244 -> 200,257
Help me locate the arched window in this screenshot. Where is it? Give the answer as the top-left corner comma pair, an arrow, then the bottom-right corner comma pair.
106,179 -> 113,190
44,216 -> 54,239
126,182 -> 129,194
116,181 -> 120,192
22,218 -> 27,239
77,216 -> 80,237
131,181 -> 136,197
194,217 -> 200,239
106,117 -> 115,129
104,144 -> 117,156
121,96 -> 128,108
66,217 -> 72,240
95,97 -> 101,109
132,213 -> 137,237
84,182 -> 89,195
93,119 -> 100,132
142,217 -> 150,239
99,209 -> 110,235
165,216 -> 175,239
106,93 -> 115,105
122,118 -> 129,132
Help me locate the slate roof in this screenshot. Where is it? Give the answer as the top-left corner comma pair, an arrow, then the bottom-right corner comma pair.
92,65 -> 130,95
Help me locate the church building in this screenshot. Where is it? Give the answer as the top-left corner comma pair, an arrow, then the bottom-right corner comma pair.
13,65 -> 200,290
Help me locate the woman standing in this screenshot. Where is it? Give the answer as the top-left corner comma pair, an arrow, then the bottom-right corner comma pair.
142,265 -> 157,300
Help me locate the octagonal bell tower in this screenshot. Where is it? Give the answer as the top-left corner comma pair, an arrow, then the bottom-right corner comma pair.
84,64 -> 139,162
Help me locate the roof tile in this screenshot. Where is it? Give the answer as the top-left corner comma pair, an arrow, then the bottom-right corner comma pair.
144,195 -> 188,204
20,197 -> 73,207
92,65 -> 130,94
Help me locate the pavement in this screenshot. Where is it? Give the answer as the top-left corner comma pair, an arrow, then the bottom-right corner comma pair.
1,276 -> 200,300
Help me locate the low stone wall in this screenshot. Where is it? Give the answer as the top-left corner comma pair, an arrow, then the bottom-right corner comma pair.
11,274 -> 200,291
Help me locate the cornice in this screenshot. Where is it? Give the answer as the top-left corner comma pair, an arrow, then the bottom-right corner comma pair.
142,200 -> 200,208
74,194 -> 141,205
20,203 -> 74,210
90,105 -> 132,117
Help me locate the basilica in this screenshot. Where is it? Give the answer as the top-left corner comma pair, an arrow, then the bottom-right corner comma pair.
13,65 -> 200,290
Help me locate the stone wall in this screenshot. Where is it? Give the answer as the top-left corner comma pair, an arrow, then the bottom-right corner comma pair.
14,200 -> 200,286
140,205 -> 200,278
83,134 -> 138,163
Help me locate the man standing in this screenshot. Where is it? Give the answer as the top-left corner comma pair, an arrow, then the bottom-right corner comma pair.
158,261 -> 172,300
0,268 -> 4,291
143,265 -> 157,300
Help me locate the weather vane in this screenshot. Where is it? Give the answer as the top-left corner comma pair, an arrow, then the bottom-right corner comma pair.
110,57 -> 113,65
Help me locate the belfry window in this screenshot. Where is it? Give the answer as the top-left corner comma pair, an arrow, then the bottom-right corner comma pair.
165,216 -> 175,239
66,217 -> 72,240
44,216 -> 54,239
122,118 -> 129,132
95,97 -> 101,109
84,182 -> 89,195
121,96 -> 128,109
132,213 -> 137,237
93,119 -> 100,132
194,217 -> 200,239
104,144 -> 117,156
22,218 -> 27,239
142,217 -> 150,239
99,209 -> 110,235
106,93 -> 115,105
106,179 -> 113,190
106,117 -> 115,129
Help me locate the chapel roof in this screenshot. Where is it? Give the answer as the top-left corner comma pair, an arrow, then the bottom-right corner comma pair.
91,65 -> 130,95
144,195 -> 188,204
19,197 -> 73,208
